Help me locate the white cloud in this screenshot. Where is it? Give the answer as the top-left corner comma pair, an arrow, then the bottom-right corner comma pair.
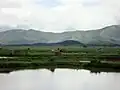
0,0 -> 21,8
0,0 -> 120,32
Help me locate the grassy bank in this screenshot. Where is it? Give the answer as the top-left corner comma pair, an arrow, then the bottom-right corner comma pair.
0,60 -> 120,73
0,57 -> 120,73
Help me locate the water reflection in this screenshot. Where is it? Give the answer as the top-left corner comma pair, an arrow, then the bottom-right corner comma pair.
0,69 -> 120,90
48,67 -> 55,72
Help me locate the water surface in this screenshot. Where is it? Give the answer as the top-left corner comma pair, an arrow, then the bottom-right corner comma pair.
0,69 -> 120,90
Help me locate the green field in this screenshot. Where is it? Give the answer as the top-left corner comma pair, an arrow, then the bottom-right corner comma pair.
0,46 -> 120,73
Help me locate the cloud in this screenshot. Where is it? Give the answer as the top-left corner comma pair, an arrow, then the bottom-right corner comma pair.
0,0 -> 120,32
35,0 -> 61,8
0,0 -> 21,8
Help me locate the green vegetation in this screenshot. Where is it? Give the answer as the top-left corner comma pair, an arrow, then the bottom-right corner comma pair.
0,46 -> 120,73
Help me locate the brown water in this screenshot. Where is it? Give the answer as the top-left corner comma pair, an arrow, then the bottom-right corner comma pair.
0,69 -> 120,90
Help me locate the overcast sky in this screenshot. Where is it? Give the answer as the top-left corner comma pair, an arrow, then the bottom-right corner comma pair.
0,0 -> 120,32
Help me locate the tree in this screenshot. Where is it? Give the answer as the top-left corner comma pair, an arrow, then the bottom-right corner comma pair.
83,45 -> 87,48
117,49 -> 120,55
25,48 -> 30,56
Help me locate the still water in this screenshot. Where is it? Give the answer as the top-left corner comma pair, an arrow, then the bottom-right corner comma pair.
0,69 -> 120,90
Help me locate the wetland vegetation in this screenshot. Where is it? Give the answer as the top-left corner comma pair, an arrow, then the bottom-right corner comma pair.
0,46 -> 120,73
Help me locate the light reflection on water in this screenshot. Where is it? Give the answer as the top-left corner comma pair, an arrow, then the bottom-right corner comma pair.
0,69 -> 120,90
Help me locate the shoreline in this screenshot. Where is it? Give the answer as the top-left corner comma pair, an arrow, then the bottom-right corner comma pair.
0,60 -> 120,73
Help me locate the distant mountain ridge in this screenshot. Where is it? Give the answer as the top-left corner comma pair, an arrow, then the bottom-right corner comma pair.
7,40 -> 84,46
0,25 -> 120,45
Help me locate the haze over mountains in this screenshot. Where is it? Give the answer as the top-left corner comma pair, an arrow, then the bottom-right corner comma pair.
0,25 -> 120,46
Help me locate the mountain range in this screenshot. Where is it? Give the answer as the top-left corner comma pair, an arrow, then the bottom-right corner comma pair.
0,25 -> 120,46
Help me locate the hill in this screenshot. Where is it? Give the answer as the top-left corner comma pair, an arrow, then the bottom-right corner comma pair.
0,25 -> 120,46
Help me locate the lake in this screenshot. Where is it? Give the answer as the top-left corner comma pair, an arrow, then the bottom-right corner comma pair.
0,69 -> 120,90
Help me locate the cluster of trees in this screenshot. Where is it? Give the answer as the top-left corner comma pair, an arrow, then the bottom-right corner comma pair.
53,48 -> 61,56
52,48 -> 66,56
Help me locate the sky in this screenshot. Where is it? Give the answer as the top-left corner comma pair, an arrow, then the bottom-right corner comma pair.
0,0 -> 120,32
